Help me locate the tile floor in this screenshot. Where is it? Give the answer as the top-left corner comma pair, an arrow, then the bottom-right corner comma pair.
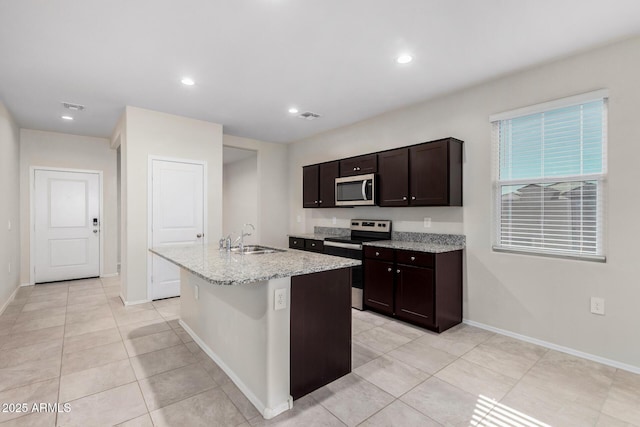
0,278 -> 638,426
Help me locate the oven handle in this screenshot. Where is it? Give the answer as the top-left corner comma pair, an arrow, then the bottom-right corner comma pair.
324,241 -> 363,251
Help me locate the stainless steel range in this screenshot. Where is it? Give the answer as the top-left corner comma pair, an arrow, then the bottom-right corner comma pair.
324,220 -> 392,310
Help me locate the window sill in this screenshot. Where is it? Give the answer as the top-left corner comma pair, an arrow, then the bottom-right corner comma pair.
492,246 -> 606,263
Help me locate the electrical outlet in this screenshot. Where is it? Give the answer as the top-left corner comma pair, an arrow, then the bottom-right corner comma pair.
423,217 -> 431,228
194,285 -> 199,300
274,288 -> 287,311
590,297 -> 605,315
332,217 -> 337,225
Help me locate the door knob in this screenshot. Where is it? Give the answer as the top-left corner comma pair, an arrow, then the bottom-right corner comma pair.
93,230 -> 98,234
197,234 -> 202,238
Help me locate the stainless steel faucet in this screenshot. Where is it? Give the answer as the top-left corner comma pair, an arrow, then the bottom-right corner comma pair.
234,223 -> 255,252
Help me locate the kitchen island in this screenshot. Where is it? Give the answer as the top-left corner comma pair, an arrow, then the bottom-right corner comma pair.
150,244 -> 360,419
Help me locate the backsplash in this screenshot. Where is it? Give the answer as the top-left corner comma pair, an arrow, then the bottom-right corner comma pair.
391,231 -> 465,246
313,226 -> 350,237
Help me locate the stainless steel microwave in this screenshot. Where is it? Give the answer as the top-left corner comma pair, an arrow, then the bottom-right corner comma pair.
335,174 -> 377,206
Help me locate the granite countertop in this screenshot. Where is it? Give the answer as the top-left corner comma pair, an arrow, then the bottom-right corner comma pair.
287,233 -> 336,241
363,240 -> 465,253
150,244 -> 361,286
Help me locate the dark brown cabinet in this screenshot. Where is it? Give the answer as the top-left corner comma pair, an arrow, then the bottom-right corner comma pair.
378,138 -> 463,207
410,139 -> 462,206
340,154 -> 377,177
363,247 -> 462,333
303,161 -> 340,208
363,259 -> 394,315
395,264 -> 435,327
378,148 -> 409,206
302,137 -> 462,208
304,239 -> 324,253
291,267 -> 351,399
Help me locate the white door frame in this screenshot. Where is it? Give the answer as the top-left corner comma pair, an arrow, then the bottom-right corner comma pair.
147,156 -> 208,300
29,166 -> 104,285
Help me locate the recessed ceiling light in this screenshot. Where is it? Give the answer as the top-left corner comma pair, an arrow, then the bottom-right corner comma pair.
288,108 -> 299,114
181,77 -> 195,86
396,54 -> 413,64
61,115 -> 74,121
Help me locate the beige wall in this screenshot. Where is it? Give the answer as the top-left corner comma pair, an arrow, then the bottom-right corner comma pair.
117,107 -> 223,303
19,129 -> 118,283
0,102 -> 21,310
288,36 -> 640,369
223,154 -> 259,244
223,135 -> 289,248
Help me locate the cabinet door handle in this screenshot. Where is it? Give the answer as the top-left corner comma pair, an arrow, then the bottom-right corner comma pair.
402,196 -> 407,201
311,243 -> 316,246
411,256 -> 416,261
411,196 -> 416,200
319,200 -> 322,204
353,167 -> 357,171
356,167 -> 361,171
375,252 -> 380,256
387,267 -> 392,272
314,200 -> 318,204
293,241 -> 297,244
397,269 -> 401,274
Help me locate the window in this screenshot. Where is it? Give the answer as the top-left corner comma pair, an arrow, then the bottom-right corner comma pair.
491,90 -> 607,261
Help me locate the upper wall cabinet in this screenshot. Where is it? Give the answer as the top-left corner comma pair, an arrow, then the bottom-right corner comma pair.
303,137 -> 463,208
303,161 -> 340,208
378,138 -> 462,207
340,154 -> 377,177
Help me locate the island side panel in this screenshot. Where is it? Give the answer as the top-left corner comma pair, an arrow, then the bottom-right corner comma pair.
290,267 -> 352,400
179,270 -> 292,419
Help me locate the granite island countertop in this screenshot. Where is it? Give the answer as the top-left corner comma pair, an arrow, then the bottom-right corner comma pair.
150,244 -> 361,286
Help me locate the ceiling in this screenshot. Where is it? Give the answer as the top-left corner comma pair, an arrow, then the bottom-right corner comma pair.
1,1 -> 639,143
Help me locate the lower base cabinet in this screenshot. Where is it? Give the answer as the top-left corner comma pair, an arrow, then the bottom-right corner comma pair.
364,247 -> 462,333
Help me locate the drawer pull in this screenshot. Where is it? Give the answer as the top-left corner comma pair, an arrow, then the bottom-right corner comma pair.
311,243 -> 316,246
410,256 -> 416,261
293,241 -> 297,244
375,251 -> 380,256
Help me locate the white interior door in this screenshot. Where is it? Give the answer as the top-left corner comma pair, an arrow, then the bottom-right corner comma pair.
151,159 -> 205,300
34,169 -> 100,283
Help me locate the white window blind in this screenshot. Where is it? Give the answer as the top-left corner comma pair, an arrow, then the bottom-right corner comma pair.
492,94 -> 607,261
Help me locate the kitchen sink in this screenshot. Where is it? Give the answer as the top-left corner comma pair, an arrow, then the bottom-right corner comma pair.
230,245 -> 286,255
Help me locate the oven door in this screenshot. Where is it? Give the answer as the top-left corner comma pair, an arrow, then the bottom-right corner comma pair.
324,241 -> 364,310
335,174 -> 376,206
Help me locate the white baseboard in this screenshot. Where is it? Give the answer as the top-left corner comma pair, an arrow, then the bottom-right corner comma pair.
463,319 -> 640,375
0,286 -> 20,316
20,283 -> 33,287
100,273 -> 120,278
179,319 -> 293,420
118,294 -> 151,306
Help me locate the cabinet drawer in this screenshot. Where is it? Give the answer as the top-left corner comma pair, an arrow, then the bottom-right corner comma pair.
364,246 -> 394,261
305,239 -> 324,253
396,250 -> 434,268
340,154 -> 378,177
289,237 -> 305,249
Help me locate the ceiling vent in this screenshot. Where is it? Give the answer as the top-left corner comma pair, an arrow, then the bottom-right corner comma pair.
62,102 -> 86,111
297,111 -> 321,120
